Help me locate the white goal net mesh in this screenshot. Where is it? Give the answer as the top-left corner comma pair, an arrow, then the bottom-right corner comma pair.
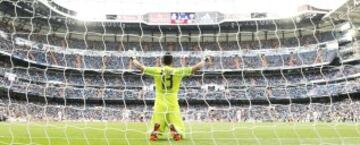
0,0 -> 359,144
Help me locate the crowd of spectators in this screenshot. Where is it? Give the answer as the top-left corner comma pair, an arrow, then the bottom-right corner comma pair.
0,37 -> 338,71
13,33 -> 335,51
0,72 -> 359,101
0,64 -> 359,88
0,22 -> 343,71
0,19 -> 336,52
1,97 -> 359,123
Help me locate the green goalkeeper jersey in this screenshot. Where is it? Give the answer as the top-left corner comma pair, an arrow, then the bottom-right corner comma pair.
144,66 -> 192,107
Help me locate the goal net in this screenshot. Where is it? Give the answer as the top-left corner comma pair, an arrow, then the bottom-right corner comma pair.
0,0 -> 359,144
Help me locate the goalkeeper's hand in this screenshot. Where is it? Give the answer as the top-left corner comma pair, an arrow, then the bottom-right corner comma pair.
203,55 -> 211,63
128,49 -> 137,61
203,50 -> 212,63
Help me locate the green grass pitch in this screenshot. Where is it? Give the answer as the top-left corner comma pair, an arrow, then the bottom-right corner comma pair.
0,122 -> 360,145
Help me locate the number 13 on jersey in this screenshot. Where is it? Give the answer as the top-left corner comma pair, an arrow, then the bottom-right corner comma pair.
161,75 -> 173,90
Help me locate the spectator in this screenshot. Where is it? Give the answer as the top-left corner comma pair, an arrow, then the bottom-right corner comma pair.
261,54 -> 268,68
315,48 -> 323,64
75,54 -> 82,68
155,57 -> 161,67
180,56 -> 188,66
288,52 -> 297,66
234,55 -> 242,69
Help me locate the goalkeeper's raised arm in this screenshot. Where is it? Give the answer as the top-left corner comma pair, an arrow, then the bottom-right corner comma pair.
191,55 -> 211,74
131,57 -> 145,72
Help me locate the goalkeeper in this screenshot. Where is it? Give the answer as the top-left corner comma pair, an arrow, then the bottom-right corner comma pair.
130,52 -> 210,141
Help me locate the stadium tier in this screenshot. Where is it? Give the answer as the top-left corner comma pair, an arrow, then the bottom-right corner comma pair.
1,61 -> 360,101
0,31 -> 344,71
1,97 -> 360,122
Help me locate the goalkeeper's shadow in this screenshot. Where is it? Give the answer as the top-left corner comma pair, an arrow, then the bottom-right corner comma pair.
150,138 -> 184,143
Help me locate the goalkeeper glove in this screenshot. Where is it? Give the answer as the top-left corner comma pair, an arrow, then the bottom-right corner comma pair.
204,56 -> 211,62
203,50 -> 211,63
128,50 -> 137,60
130,56 -> 136,61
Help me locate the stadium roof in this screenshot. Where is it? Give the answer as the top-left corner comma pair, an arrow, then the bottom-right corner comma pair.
0,0 -> 351,33
53,0 -> 346,18
324,0 -> 360,27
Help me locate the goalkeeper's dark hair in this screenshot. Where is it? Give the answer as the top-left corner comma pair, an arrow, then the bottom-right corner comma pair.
162,52 -> 173,66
